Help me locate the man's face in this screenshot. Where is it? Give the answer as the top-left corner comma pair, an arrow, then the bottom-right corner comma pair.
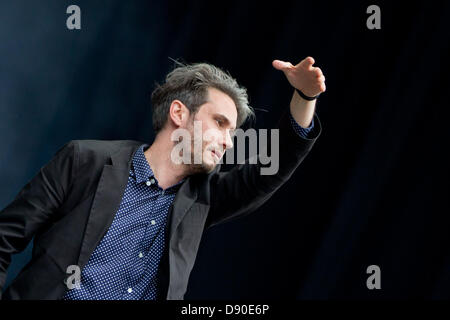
185,87 -> 237,174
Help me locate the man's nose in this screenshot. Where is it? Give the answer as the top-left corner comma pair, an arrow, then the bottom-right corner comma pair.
222,130 -> 234,150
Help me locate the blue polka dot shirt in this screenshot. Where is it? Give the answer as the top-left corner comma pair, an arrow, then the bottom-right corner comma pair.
62,143 -> 185,300
62,113 -> 313,300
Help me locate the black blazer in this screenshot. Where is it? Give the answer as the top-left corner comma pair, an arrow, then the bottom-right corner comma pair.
0,109 -> 322,300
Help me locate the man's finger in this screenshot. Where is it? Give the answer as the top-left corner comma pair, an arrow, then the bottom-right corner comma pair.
299,56 -> 315,69
272,60 -> 293,71
314,67 -> 323,78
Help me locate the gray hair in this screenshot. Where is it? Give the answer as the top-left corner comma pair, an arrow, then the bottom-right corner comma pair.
151,61 -> 255,134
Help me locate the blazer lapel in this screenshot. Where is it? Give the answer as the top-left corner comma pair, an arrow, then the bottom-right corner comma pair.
167,163 -> 222,241
77,143 -> 141,269
167,178 -> 198,243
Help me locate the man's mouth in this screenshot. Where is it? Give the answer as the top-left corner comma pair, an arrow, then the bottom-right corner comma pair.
210,150 -> 221,160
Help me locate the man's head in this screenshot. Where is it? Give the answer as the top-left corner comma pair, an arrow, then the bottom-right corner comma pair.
151,62 -> 255,173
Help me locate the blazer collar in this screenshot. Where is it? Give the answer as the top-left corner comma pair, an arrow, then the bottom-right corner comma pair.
110,142 -> 144,169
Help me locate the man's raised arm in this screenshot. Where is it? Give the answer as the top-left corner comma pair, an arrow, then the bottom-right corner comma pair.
204,57 -> 326,229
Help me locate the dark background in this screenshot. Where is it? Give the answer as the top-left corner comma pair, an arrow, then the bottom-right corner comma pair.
0,0 -> 449,299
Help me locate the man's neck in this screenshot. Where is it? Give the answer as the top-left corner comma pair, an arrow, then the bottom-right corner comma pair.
143,133 -> 188,190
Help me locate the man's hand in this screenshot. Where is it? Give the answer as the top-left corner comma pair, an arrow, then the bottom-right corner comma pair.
272,56 -> 326,128
272,56 -> 326,97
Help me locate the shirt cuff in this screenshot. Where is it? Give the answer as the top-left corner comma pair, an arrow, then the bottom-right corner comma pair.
289,111 -> 315,139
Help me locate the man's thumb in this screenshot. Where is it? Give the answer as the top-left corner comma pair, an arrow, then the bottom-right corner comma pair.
272,60 -> 292,71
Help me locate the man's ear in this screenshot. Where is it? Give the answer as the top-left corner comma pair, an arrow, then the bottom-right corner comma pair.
168,99 -> 190,128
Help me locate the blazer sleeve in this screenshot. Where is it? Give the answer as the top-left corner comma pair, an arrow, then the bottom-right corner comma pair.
0,140 -> 78,297
204,108 -> 322,229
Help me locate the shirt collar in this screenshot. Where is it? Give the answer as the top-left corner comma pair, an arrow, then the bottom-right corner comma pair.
131,144 -> 186,191
132,144 -> 154,184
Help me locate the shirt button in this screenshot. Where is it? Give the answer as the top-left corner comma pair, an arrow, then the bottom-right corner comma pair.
146,181 -> 151,186
138,252 -> 144,258
151,220 -> 156,225
127,288 -> 133,293
150,178 -> 155,184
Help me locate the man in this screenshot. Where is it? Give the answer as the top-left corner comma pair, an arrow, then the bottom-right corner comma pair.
0,57 -> 325,300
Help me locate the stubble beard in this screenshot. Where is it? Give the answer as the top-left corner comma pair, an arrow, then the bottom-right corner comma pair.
186,134 -> 216,175
179,120 -> 216,176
